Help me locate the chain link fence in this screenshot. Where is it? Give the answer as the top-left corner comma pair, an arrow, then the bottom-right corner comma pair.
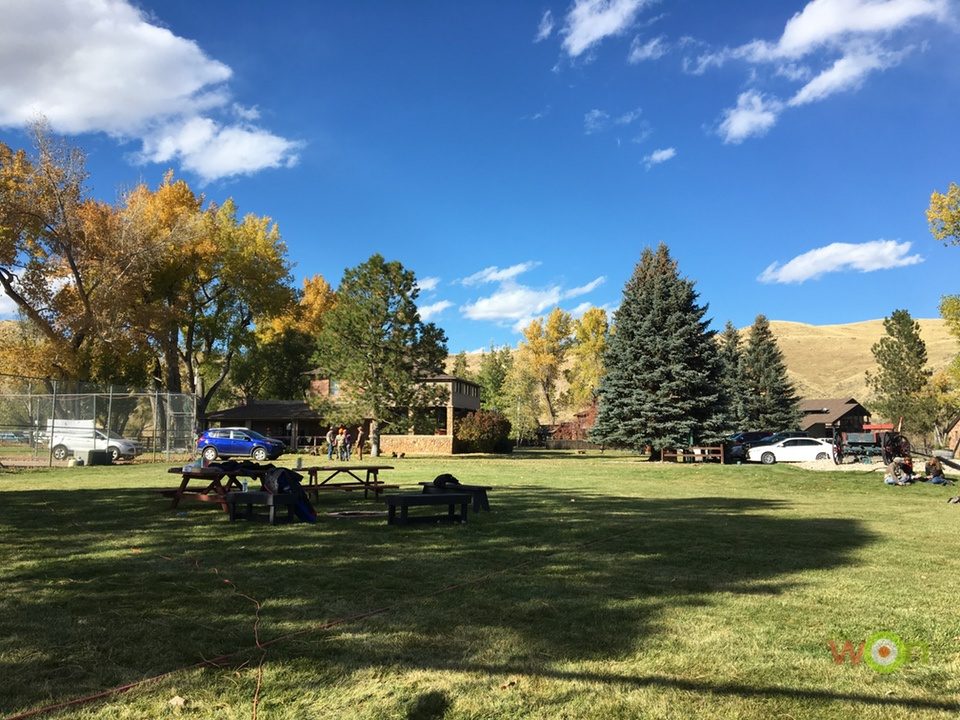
0,373 -> 197,466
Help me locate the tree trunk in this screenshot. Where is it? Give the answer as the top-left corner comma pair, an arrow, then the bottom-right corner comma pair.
370,418 -> 380,457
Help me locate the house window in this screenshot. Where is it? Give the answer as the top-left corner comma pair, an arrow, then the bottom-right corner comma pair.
329,379 -> 340,397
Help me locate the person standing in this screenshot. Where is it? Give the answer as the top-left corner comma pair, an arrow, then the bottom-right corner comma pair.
336,427 -> 345,461
325,426 -> 335,461
355,425 -> 365,460
343,428 -> 352,461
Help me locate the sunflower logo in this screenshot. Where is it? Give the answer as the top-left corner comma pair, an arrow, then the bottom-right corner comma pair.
863,631 -> 907,673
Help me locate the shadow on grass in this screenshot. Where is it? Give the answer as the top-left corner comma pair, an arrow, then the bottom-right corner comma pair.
0,484 -> 876,714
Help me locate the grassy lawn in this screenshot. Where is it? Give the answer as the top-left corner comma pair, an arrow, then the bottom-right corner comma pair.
1,452 -> 959,719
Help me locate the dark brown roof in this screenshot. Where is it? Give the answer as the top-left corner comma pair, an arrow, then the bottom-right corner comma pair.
799,398 -> 871,430
205,400 -> 320,422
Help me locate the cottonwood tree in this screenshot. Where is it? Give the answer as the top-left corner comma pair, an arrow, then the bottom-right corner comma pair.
499,355 -> 541,444
0,124 -> 153,383
928,182 -> 960,245
476,345 -> 512,411
866,309 -> 933,435
312,254 -> 448,456
563,307 -> 608,412
122,178 -> 294,415
517,307 -> 573,425
451,351 -> 472,380
739,315 -> 800,430
591,244 -> 723,454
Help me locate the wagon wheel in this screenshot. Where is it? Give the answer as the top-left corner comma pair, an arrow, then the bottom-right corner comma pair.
881,432 -> 911,464
881,432 -> 895,464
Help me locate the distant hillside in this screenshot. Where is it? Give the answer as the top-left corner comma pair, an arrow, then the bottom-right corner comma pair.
769,318 -> 955,402
448,318 -> 957,419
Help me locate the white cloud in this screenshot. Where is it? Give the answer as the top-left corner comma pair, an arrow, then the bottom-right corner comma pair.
615,107 -> 644,124
691,0 -> 950,143
462,284 -> 563,324
562,0 -> 658,57
564,276 -> 607,298
419,300 -> 453,320
717,91 -> 784,144
775,63 -> 813,81
0,0 -> 299,182
138,118 -> 301,183
584,109 -> 611,134
416,276 -> 441,293
585,107 -> 645,134
232,104 -> 261,121
787,46 -> 900,105
461,262 -> 540,286
628,35 -> 668,62
762,0 -> 948,60
535,10 -> 555,42
758,239 -> 923,284
643,146 -> 676,168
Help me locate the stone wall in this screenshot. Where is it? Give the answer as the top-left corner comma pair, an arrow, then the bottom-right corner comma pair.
378,434 -> 454,456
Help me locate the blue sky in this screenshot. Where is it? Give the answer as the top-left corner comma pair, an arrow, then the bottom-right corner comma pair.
1,0 -> 959,352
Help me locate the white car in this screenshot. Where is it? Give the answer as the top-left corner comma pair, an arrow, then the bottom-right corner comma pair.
747,437 -> 834,464
50,429 -> 142,462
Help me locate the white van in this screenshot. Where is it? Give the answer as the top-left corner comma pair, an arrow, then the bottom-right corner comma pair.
47,420 -> 142,462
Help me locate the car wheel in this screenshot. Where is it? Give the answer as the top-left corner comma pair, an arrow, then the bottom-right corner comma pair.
202,446 -> 218,461
52,444 -> 69,461
251,447 -> 268,461
760,452 -> 776,465
815,452 -> 829,461
108,446 -> 120,463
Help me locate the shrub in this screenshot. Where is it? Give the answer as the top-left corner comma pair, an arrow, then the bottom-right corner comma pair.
454,410 -> 513,453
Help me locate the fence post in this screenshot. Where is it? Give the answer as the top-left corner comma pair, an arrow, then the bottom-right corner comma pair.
165,392 -> 171,461
153,389 -> 159,463
48,380 -> 57,467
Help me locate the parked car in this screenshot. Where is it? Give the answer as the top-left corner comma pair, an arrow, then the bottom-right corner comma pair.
747,437 -> 834,464
757,430 -> 809,445
197,428 -> 285,462
725,430 -> 775,462
49,429 -> 143,462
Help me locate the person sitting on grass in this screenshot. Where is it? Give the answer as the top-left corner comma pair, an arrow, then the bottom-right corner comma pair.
924,457 -> 953,485
884,456 -> 914,486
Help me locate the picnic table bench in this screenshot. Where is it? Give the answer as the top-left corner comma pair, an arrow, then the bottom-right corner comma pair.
304,464 -> 397,498
383,493 -> 471,525
227,491 -> 296,524
165,466 -> 269,512
418,482 -> 492,512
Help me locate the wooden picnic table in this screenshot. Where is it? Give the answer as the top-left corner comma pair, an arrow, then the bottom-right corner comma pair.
304,464 -> 396,498
165,466 -> 270,512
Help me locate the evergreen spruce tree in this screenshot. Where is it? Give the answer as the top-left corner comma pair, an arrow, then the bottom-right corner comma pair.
590,244 -> 724,454
740,315 -> 800,429
716,321 -> 746,433
866,308 -> 934,433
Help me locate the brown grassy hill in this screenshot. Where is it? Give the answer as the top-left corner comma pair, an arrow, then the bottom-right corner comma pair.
448,318 -> 957,420
771,319 -> 955,401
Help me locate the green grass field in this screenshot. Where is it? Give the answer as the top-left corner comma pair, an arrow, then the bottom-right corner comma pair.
1,453 -> 959,719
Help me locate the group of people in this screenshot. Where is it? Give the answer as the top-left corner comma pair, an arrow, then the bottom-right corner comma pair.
325,425 -> 365,461
884,455 -> 953,486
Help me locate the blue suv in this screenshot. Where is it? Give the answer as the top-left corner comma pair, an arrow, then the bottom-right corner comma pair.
197,427 -> 285,462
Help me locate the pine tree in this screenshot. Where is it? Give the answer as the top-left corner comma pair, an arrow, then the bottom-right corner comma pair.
716,321 -> 746,433
740,315 -> 800,430
866,308 -> 934,433
590,244 -> 723,453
